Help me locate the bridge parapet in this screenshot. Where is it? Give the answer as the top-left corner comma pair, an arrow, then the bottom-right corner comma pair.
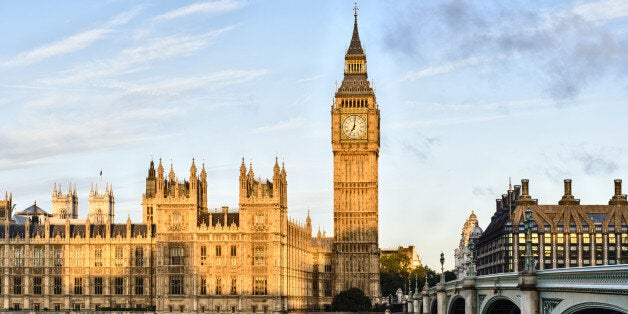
424,265 -> 628,314
537,264 -> 628,294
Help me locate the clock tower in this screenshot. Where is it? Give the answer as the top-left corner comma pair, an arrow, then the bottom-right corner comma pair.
331,7 -> 380,299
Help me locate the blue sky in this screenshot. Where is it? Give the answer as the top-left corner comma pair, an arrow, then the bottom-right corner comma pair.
1,0 -> 627,269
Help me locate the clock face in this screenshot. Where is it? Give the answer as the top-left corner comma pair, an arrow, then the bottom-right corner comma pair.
342,115 -> 367,139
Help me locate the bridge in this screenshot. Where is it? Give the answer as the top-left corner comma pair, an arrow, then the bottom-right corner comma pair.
404,264 -> 628,314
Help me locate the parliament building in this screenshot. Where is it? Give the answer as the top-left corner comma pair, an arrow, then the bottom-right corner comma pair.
0,9 -> 380,313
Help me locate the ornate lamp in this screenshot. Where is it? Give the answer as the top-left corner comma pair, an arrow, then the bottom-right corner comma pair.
524,207 -> 534,271
440,252 -> 445,283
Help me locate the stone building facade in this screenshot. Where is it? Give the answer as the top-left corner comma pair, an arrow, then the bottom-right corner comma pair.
454,211 -> 482,278
0,9 -> 382,313
475,178 -> 628,276
331,9 -> 381,300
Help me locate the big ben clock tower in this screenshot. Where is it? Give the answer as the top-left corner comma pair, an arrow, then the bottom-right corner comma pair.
331,6 -> 380,299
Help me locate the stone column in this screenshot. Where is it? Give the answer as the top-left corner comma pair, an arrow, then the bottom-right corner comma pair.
517,271 -> 539,314
436,283 -> 446,314
462,278 -> 477,314
414,295 -> 420,313
422,289 -> 430,314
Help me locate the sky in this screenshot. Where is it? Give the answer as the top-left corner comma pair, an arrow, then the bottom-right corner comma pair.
1,0 -> 627,270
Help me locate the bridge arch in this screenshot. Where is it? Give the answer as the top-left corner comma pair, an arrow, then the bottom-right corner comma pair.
449,295 -> 465,314
483,296 -> 520,314
430,297 -> 437,314
562,302 -> 628,314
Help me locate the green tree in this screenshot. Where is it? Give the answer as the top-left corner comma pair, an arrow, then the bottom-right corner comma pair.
332,287 -> 372,312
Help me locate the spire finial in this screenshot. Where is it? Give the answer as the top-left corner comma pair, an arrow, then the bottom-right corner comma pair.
354,0 -> 358,17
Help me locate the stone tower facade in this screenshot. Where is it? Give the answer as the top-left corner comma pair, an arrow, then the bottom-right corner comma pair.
51,183 -> 78,219
87,183 -> 115,224
331,10 -> 380,299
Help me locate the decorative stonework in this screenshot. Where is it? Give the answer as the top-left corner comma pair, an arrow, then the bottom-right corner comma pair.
542,298 -> 562,314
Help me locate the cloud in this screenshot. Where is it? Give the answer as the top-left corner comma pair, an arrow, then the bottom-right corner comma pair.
402,133 -> 440,161
386,1 -> 628,100
574,151 -> 618,175
154,0 -> 244,21
251,118 -> 306,134
0,8 -> 139,68
297,74 -> 324,83
400,54 -> 507,81
40,26 -> 236,85
472,186 -> 497,197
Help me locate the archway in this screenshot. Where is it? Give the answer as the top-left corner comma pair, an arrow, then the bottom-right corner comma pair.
564,302 -> 628,314
484,297 -> 520,314
449,296 -> 465,314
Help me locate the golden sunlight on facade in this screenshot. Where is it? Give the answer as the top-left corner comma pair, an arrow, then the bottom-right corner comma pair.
0,10 -> 381,313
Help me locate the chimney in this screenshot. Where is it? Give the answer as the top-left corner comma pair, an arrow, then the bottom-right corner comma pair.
609,179 -> 628,205
559,179 -> 580,205
517,179 -> 538,205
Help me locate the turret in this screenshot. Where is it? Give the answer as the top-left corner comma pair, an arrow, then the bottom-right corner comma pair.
146,160 -> 157,198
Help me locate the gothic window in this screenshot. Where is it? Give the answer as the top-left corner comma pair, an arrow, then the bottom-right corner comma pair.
595,233 -> 604,265
170,246 -> 184,265
200,246 -> 207,265
255,213 -> 265,227
200,277 -> 207,295
253,246 -> 266,266
33,247 -> 43,267
114,277 -> 123,295
13,277 -> 22,294
135,248 -> 144,267
253,276 -> 267,295
13,247 -> 23,267
569,233 -> 578,266
215,277 -> 222,295
94,248 -> 103,267
170,275 -> 183,295
53,276 -> 62,294
94,277 -> 103,295
215,245 -> 222,257
54,246 -> 63,267
73,247 -> 82,267
135,277 -> 144,295
230,278 -> 237,295
556,233 -> 565,267
115,247 -> 124,267
74,277 -> 83,295
33,276 -> 42,295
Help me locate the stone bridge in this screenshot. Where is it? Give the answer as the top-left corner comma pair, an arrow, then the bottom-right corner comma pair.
405,264 -> 628,314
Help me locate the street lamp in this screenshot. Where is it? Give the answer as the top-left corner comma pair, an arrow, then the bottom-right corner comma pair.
524,207 -> 534,272
467,241 -> 476,277
440,252 -> 445,283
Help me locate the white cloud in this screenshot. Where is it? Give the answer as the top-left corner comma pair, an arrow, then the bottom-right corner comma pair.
400,54 -> 511,82
572,0 -> 628,22
251,118 -> 306,134
0,8 -> 139,68
40,26 -> 236,85
154,0 -> 244,21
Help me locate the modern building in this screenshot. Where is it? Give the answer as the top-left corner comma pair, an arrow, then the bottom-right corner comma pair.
475,178 -> 628,276
0,8 -> 382,313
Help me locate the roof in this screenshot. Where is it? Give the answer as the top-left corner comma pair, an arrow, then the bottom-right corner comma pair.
346,14 -> 364,56
14,203 -> 51,216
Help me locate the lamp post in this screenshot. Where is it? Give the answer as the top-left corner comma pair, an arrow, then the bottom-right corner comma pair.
440,252 -> 445,283
467,241 -> 476,277
524,207 -> 534,272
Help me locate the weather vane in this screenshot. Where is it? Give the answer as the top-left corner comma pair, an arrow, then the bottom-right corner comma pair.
354,0 -> 358,16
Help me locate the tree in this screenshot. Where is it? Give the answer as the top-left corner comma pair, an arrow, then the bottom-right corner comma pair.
332,287 -> 372,312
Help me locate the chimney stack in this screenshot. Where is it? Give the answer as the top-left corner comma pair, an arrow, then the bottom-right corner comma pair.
559,179 -> 580,205
517,179 -> 538,205
609,179 -> 628,205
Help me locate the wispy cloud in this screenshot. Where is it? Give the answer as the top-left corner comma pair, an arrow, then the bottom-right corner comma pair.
251,118 -> 306,134
387,0 -> 628,100
572,0 -> 628,22
297,74 -> 323,83
400,54 -> 509,81
40,26 -> 236,85
402,133 -> 440,161
154,0 -> 244,21
0,8 -> 139,68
